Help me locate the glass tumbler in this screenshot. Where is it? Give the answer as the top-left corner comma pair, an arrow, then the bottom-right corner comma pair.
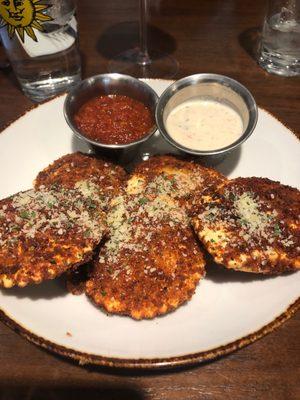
258,0 -> 300,76
0,0 -> 81,101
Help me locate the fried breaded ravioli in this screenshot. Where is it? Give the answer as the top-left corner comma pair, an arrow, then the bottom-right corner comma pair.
35,152 -> 127,293
0,185 -> 106,288
34,152 -> 127,210
86,192 -> 205,319
126,155 -> 227,215
192,177 -> 300,274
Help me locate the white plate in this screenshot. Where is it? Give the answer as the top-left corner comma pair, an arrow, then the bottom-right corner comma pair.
0,80 -> 299,369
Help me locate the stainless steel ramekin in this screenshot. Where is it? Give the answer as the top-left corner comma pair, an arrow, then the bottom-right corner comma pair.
64,73 -> 158,162
155,73 -> 258,161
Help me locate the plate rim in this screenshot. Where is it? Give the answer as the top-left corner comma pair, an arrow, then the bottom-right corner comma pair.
1,297 -> 299,369
0,79 -> 299,369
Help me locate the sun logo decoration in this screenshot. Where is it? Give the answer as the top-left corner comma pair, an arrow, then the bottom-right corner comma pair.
0,0 -> 52,42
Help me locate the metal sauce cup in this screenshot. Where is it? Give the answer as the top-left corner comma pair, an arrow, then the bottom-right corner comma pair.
64,73 -> 158,164
155,73 -> 258,164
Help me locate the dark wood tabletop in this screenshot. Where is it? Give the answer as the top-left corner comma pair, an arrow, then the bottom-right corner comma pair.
0,1 -> 299,399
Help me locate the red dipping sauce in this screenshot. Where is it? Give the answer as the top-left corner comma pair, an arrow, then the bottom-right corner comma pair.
74,95 -> 154,145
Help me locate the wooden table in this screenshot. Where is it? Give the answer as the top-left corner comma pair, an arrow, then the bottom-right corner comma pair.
0,1 -> 299,399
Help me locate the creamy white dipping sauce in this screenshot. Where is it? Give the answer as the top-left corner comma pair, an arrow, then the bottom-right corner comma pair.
166,99 -> 243,151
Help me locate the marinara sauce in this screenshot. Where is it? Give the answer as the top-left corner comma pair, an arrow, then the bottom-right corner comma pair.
74,95 -> 154,145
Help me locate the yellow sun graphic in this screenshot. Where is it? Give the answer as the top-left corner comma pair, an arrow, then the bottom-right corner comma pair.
0,0 -> 52,42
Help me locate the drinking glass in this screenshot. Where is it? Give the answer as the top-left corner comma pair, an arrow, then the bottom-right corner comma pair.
258,0 -> 300,76
108,0 -> 178,78
0,0 -> 81,102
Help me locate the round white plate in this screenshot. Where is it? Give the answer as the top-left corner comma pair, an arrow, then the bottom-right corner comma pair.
0,80 -> 299,369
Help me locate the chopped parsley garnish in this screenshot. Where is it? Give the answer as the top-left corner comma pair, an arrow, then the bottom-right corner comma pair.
274,223 -> 281,236
228,192 -> 236,201
138,197 -> 148,205
86,198 -> 97,209
19,210 -> 31,219
50,259 -> 56,264
66,221 -> 73,229
101,290 -> 107,296
84,228 -> 92,238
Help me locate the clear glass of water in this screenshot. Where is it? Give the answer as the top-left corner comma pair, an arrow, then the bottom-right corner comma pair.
0,0 -> 81,102
258,0 -> 300,76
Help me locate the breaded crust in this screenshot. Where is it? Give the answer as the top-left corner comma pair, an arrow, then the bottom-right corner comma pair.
35,152 -> 127,208
0,186 -> 106,288
86,193 -> 205,319
192,177 -> 300,274
35,152 -> 127,293
127,155 -> 227,215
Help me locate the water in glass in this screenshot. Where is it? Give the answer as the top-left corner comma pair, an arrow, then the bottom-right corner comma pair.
258,1 -> 300,76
